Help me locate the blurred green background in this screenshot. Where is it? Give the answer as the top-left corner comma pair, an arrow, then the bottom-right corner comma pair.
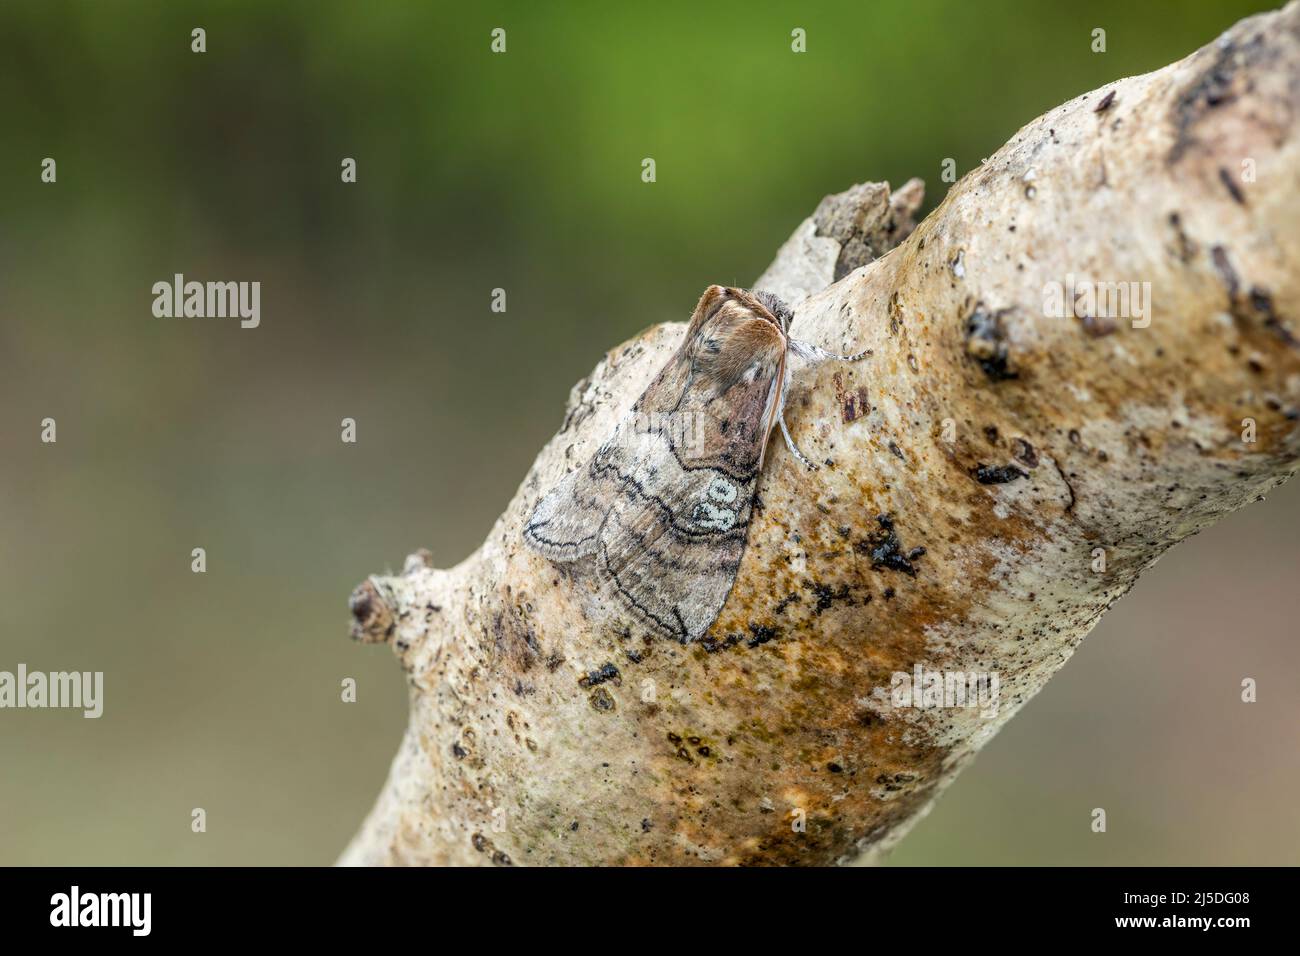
1,0 -> 1295,865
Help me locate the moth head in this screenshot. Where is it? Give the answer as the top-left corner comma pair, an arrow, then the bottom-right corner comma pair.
686,285 -> 788,389
689,284 -> 792,332
673,286 -> 790,469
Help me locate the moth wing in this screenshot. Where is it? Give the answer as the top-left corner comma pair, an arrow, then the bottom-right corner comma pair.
594,429 -> 754,642
523,451 -> 616,562
525,284 -> 788,642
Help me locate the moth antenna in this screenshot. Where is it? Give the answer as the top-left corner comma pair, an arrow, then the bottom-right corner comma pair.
789,338 -> 870,364
780,413 -> 818,470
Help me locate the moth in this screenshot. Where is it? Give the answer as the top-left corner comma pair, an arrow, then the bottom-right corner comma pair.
524,285 -> 865,643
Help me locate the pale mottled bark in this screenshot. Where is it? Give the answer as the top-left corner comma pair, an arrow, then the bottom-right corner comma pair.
340,3 -> 1300,866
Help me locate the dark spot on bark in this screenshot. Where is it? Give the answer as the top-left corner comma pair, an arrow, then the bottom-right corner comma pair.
828,762 -> 844,773
806,581 -> 853,613
856,514 -> 924,576
589,687 -> 616,712
1094,89 -> 1116,112
569,821 -> 579,831
972,463 -> 1029,484
578,663 -> 621,688
1053,459 -> 1078,513
984,425 -> 999,445
700,632 -> 742,653
747,623 -> 780,647
1169,33 -> 1267,164
492,608 -> 541,674
888,440 -> 905,460
834,371 -> 872,424
1211,245 -> 1240,298
1011,438 -> 1039,467
1168,212 -> 1198,263
349,589 -> 371,620
1245,286 -> 1300,348
1076,308 -> 1118,338
1218,167 -> 1245,204
1212,249 -> 1299,348
964,303 -> 1018,381
774,592 -> 801,615
452,742 -> 467,759
641,818 -> 653,832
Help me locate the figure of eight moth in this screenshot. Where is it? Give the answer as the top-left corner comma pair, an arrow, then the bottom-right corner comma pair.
524,285 -> 865,643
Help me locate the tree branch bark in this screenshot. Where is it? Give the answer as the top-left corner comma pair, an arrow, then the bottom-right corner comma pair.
340,3 -> 1300,866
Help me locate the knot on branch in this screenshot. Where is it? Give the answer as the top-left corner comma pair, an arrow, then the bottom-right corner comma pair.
813,178 -> 925,280
349,578 -> 395,644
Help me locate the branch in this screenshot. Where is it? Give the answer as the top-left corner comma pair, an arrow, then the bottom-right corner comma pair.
340,3 -> 1300,866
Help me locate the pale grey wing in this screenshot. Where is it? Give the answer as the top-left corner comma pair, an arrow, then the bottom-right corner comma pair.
594,429 -> 755,642
522,453 -> 614,562
523,417 -> 655,560
599,498 -> 748,642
